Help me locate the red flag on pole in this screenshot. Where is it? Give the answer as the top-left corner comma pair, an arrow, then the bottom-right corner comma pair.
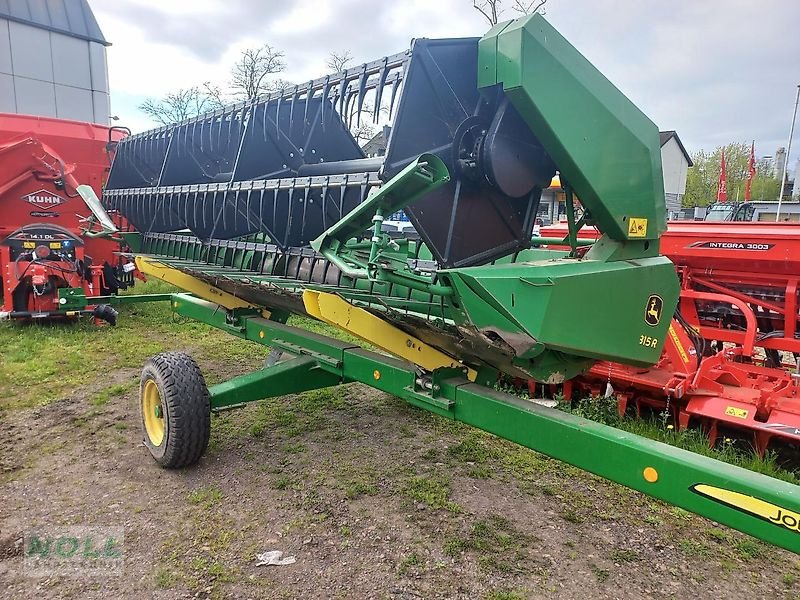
744,141 -> 756,201
717,149 -> 728,202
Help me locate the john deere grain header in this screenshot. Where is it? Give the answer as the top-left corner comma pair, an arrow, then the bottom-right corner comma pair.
106,15 -> 799,554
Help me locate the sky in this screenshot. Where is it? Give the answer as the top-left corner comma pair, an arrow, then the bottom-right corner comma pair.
90,0 -> 800,170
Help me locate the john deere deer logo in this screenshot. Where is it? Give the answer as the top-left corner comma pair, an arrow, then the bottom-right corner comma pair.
644,295 -> 663,326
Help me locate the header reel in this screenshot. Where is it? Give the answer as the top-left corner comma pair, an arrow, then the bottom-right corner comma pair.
106,36 -> 556,267
110,14 -> 678,385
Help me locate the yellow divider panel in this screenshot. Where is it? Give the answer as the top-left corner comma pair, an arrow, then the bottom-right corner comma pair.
303,290 -> 475,381
135,256 -> 271,318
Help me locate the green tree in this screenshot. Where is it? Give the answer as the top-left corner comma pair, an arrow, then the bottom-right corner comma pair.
750,158 -> 782,200
684,148 -> 716,207
683,142 -> 781,207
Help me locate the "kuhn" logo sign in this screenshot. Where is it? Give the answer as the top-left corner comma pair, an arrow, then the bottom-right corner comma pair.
22,189 -> 66,210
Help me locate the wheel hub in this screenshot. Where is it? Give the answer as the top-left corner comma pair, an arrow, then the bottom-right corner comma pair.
142,379 -> 166,447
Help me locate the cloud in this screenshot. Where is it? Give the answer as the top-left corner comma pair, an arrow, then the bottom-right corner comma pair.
97,0 -> 285,60
89,0 -> 800,169
545,0 -> 800,160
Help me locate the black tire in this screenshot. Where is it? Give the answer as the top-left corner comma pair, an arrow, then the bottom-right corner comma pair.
139,352 -> 210,469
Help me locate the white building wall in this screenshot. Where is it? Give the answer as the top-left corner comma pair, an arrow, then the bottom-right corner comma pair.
661,137 -> 689,216
774,147 -> 786,179
793,158 -> 800,200
0,17 -> 109,123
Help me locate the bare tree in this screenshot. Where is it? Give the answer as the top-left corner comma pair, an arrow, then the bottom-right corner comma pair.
265,78 -> 295,93
352,121 -> 377,145
512,0 -> 547,16
326,50 -> 354,73
139,87 -> 220,125
139,44 -> 287,124
325,50 -> 369,141
324,50 -> 389,144
348,100 -> 392,145
201,81 -> 226,111
230,44 -> 286,102
472,0 -> 546,25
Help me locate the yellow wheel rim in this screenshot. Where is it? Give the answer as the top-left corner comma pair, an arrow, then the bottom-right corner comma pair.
142,379 -> 166,447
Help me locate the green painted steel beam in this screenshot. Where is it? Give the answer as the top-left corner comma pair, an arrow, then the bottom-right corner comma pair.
209,356 -> 342,410
529,237 -> 594,247
170,294 -> 359,364
121,232 -> 143,253
452,384 -> 799,554
168,292 -> 800,554
101,293 -> 173,305
311,153 -> 450,254
57,287 -> 172,310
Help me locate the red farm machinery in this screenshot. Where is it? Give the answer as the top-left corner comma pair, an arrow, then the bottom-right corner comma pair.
0,113 -> 135,323
539,220 -> 800,455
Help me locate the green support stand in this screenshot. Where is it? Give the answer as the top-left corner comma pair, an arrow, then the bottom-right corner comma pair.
209,356 -> 342,410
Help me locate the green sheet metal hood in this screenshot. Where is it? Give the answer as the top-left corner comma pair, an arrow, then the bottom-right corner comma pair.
479,14 -> 667,243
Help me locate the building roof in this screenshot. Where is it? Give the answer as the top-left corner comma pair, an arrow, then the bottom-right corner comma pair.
660,130 -> 693,167
0,0 -> 109,46
362,126 -> 390,156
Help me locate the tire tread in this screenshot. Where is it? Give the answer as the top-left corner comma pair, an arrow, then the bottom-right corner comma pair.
140,352 -> 210,469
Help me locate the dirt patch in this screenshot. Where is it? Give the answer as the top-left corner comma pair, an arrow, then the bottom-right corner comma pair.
0,362 -> 797,600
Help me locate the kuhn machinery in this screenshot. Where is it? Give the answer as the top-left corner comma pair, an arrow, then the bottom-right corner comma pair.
539,221 -> 800,455
106,15 -> 798,553
0,114 -> 131,322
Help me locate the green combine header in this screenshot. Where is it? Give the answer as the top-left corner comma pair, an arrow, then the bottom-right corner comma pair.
105,15 -> 799,554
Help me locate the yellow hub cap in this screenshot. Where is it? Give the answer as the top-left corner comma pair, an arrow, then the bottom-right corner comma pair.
142,379 -> 166,446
